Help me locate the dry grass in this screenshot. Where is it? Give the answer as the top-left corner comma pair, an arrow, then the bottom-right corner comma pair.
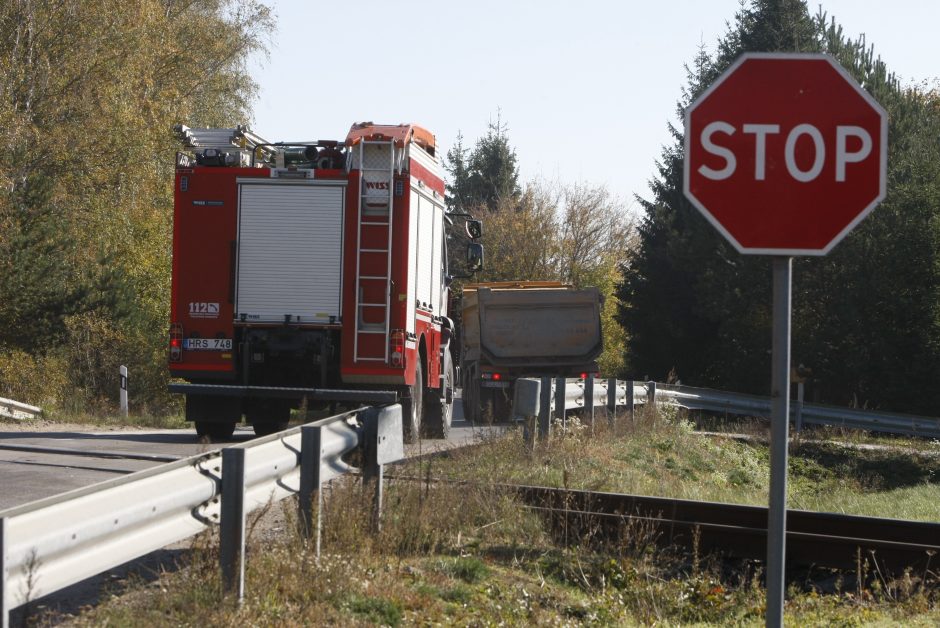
54,404 -> 940,626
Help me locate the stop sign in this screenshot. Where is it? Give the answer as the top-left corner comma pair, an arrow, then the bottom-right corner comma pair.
684,53 -> 887,255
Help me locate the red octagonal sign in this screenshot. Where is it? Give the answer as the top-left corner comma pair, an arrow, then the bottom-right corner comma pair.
684,53 -> 887,255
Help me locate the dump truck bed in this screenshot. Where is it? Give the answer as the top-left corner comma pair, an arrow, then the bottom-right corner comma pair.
461,282 -> 602,370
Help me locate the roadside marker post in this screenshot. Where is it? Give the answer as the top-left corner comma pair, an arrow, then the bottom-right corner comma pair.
119,365 -> 128,417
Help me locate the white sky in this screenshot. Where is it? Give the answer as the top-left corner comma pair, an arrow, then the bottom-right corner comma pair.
248,1 -> 939,213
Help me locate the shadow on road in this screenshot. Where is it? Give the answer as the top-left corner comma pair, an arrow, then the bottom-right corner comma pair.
0,428 -> 257,446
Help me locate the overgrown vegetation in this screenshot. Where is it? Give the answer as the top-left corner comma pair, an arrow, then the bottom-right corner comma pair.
62,407 -> 939,626
619,0 -> 940,414
0,0 -> 274,416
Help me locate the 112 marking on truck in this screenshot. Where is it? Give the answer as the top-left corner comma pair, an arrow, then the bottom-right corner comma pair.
168,123 -> 482,440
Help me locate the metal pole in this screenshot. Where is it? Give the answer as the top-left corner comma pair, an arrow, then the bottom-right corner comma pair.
554,377 -> 566,428
584,376 -> 594,428
361,407 -> 384,534
626,380 -> 635,423
767,256 -> 792,627
220,448 -> 247,601
538,376 -> 552,439
1,518 -> 7,628
606,377 -> 617,424
795,381 -> 804,434
299,425 -> 323,553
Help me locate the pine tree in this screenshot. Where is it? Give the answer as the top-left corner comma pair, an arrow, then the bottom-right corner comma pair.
445,113 -> 521,213
618,0 -> 940,412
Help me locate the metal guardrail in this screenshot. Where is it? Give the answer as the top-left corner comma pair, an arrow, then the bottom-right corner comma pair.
0,398 -> 41,421
0,405 -> 403,625
514,377 -> 940,440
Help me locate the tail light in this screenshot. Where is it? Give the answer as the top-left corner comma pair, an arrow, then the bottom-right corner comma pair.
481,372 -> 502,381
169,323 -> 183,362
390,330 -> 405,367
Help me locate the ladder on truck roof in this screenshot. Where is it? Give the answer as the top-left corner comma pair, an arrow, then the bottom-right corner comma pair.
353,139 -> 398,363
174,124 -> 274,165
174,125 -> 269,151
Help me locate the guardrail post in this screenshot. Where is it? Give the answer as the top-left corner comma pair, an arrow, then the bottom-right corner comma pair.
299,425 -> 323,556
361,408 -> 384,534
1,518 -> 7,628
538,376 -> 552,439
794,381 -> 804,434
584,376 -> 594,428
647,381 -> 657,409
360,405 -> 403,535
626,380 -> 635,423
554,377 -> 566,428
513,378 -> 541,447
220,448 -> 247,601
606,377 -> 617,424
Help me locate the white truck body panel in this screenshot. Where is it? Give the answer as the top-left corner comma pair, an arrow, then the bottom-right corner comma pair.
235,180 -> 346,323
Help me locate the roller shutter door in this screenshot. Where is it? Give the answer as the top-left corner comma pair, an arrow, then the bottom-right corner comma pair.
235,181 -> 345,323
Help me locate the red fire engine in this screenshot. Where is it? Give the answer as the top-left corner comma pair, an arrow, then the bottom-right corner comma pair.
168,123 -> 482,440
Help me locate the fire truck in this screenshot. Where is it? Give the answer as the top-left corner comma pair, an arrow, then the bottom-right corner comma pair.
168,122 -> 482,441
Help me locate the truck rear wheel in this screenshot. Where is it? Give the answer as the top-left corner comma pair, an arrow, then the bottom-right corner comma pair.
247,400 -> 291,437
402,360 -> 423,443
187,394 -> 239,441
423,350 -> 453,439
195,420 -> 236,441
481,386 -> 511,424
466,366 -> 484,425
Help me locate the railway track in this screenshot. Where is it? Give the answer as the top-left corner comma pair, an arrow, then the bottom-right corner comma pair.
517,485 -> 940,573
383,470 -> 940,573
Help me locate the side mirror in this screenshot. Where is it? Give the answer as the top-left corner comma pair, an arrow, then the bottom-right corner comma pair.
466,219 -> 483,239
466,243 -> 484,273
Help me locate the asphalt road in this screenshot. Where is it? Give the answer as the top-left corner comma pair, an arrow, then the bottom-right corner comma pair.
0,396 -> 497,511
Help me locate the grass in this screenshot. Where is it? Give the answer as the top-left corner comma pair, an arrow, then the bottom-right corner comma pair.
48,404 -> 940,626
423,406 -> 940,522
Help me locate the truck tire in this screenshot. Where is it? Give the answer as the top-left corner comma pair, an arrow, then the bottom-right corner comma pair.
402,360 -> 423,443
481,386 -> 511,424
188,394 -> 239,441
464,365 -> 483,425
460,363 -> 473,421
195,421 -> 236,441
423,350 -> 453,439
247,400 -> 291,437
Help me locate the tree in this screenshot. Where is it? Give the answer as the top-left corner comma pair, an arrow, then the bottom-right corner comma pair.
445,113 -> 521,213
0,0 -> 274,410
618,0 -> 940,413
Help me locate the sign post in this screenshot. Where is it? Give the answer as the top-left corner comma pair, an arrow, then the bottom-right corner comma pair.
767,256 -> 791,623
684,52 -> 887,626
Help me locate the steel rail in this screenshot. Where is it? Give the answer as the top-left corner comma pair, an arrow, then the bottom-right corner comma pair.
378,469 -> 939,572
0,406 -> 403,626
0,398 -> 41,421
516,485 -> 940,572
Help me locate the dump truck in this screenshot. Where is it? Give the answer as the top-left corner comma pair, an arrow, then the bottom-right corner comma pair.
168,123 -> 482,441
459,282 -> 603,422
